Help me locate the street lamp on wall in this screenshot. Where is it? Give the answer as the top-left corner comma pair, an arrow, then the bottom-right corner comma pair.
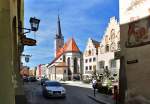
18,17 -> 40,35
30,17 -> 40,32
17,17 -> 40,47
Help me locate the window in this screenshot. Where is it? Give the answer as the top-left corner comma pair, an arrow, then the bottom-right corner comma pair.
93,65 -> 96,75
118,41 -> 120,50
93,57 -> 96,62
110,42 -> 116,52
88,50 -> 91,56
85,59 -> 88,63
63,55 -> 66,62
89,66 -> 92,70
99,61 -> 105,69
74,57 -> 78,74
93,65 -> 96,70
110,59 -> 116,68
105,44 -> 109,52
85,66 -> 88,70
67,57 -> 70,66
89,58 -> 92,62
110,29 -> 115,41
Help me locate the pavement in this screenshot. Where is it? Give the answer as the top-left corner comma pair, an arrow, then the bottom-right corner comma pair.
87,92 -> 114,104
59,81 -> 115,104
59,80 -> 92,88
23,81 -> 101,104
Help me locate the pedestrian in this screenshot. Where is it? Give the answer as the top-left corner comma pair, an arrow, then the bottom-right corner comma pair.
92,78 -> 97,97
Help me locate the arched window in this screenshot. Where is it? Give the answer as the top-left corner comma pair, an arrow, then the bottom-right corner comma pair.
105,44 -> 109,52
88,50 -> 91,56
110,42 -> 116,52
67,57 -> 72,78
67,57 -> 70,66
73,57 -> 78,74
63,55 -> 66,62
110,29 -> 115,41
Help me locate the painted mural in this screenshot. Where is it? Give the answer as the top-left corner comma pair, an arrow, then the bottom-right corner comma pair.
126,16 -> 150,47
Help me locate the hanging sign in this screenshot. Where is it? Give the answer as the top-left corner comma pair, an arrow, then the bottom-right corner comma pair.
25,56 -> 30,63
21,37 -> 36,46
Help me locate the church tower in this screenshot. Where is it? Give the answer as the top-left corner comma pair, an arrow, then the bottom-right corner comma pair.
54,15 -> 64,57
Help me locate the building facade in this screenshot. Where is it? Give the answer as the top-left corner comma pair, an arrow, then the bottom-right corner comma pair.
98,17 -> 120,81
0,0 -> 25,104
119,0 -> 150,103
83,38 -> 99,80
48,16 -> 82,81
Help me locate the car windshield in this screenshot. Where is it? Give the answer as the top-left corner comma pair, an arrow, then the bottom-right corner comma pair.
45,82 -> 62,86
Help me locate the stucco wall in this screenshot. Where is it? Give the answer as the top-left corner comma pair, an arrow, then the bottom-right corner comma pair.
119,0 -> 150,101
0,0 -> 16,104
120,23 -> 150,100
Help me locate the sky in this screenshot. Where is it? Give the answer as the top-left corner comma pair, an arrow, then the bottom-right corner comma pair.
23,0 -> 119,68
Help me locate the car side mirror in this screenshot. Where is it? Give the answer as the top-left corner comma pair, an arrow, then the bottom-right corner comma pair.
43,83 -> 46,86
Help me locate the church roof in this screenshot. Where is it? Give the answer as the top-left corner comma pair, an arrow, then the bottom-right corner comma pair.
49,38 -> 80,66
56,38 -> 80,57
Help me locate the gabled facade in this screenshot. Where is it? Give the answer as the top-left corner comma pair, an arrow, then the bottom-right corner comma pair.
98,17 -> 120,80
83,38 -> 99,79
48,38 -> 82,81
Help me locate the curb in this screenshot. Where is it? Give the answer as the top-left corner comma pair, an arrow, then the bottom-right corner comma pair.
88,95 -> 113,104
88,95 -> 107,104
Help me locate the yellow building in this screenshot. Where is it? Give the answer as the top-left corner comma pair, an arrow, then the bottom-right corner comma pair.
0,0 -> 25,104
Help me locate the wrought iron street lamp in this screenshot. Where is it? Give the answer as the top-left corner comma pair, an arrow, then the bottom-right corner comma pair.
17,17 -> 40,34
30,17 -> 40,32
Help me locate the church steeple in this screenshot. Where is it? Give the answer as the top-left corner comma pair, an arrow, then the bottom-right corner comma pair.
56,15 -> 63,38
54,15 -> 64,57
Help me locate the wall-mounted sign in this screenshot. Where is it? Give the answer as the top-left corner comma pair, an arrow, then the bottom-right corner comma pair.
127,59 -> 138,64
21,37 -> 36,46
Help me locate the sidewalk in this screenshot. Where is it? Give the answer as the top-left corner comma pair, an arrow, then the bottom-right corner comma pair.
60,80 -> 92,88
87,91 -> 115,104
60,81 -> 115,104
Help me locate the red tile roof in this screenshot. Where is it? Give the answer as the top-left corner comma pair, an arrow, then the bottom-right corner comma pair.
56,38 -> 80,57
49,38 -> 80,66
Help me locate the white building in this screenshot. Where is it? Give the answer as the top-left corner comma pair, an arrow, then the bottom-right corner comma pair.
83,38 -> 100,79
119,0 -> 150,102
98,17 -> 120,80
47,16 -> 82,81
